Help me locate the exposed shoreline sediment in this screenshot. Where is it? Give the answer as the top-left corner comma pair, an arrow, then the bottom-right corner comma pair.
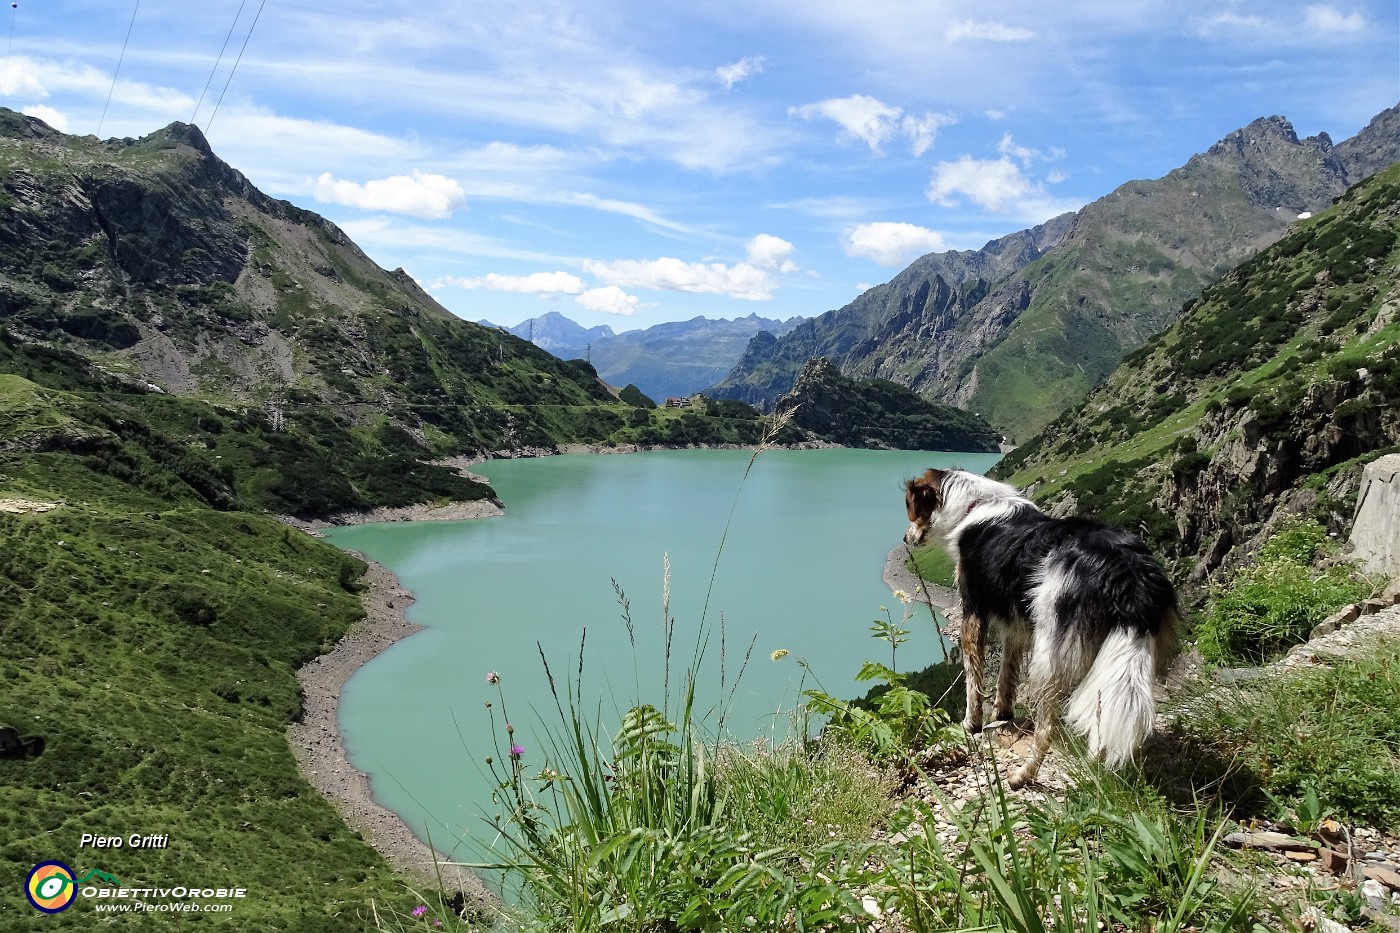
285,556 -> 497,908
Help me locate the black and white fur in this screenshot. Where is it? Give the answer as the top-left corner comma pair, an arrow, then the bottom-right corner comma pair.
904,468 -> 1178,788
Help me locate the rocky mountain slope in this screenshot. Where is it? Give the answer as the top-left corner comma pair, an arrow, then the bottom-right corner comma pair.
708,213 -> 1075,410
0,111 -> 673,451
993,161 -> 1400,593
710,104 -> 1400,443
489,310 -> 804,402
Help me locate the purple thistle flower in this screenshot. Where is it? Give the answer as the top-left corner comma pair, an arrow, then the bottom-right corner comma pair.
411,904 -> 427,917
510,743 -> 525,759
485,671 -> 500,684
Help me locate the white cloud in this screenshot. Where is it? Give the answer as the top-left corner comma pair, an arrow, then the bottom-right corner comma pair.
902,112 -> 957,157
1304,4 -> 1367,34
582,257 -> 775,300
925,134 -> 1070,214
945,20 -> 1037,42
997,132 -> 1064,166
767,195 -> 887,219
343,218 -> 563,265
576,286 -> 640,315
448,271 -> 586,294
1196,5 -> 1367,41
1195,11 -> 1269,35
22,104 -> 69,132
845,222 -> 947,266
1,59 -> 51,99
456,140 -> 594,173
790,94 -> 954,155
926,155 -> 1038,212
313,171 -> 467,219
562,192 -> 696,234
716,56 -> 766,89
790,94 -> 902,152
746,234 -> 798,272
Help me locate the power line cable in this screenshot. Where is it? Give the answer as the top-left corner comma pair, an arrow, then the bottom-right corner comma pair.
96,0 -> 141,137
125,1 -> 266,289
3,3 -> 17,107
205,0 -> 266,134
191,0 -> 248,127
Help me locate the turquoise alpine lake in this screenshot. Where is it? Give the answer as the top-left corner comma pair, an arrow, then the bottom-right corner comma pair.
325,447 -> 999,861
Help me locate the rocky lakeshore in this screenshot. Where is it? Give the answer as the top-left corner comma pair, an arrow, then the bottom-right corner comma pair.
286,557 -> 498,909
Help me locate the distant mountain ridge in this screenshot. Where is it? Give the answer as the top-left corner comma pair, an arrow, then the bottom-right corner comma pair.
485,310 -> 805,401
708,104 -> 1400,442
479,311 -> 617,357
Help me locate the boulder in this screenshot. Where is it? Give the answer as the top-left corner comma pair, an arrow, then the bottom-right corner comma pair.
1349,455 -> 1400,577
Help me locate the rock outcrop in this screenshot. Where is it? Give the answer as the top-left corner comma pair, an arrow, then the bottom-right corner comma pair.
1349,454 -> 1400,577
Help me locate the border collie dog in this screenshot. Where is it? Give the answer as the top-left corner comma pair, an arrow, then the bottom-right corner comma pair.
904,468 -> 1178,787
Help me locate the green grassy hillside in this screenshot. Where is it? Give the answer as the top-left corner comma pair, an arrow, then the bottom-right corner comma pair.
0,344 -> 424,929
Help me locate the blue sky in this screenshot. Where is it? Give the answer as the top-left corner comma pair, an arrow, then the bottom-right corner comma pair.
4,1 -> 1397,331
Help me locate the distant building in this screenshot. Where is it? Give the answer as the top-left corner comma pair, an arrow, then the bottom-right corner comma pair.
665,396 -> 693,409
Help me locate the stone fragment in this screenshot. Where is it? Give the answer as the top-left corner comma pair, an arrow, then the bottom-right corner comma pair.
1317,847 -> 1349,874
1285,849 -> 1319,862
1224,830 -> 1317,852
1316,818 -> 1347,847
1303,906 -> 1351,933
1349,455 -> 1400,578
1361,906 -> 1400,933
1311,604 -> 1361,638
1364,865 -> 1400,891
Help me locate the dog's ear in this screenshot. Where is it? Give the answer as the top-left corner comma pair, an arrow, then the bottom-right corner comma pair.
906,469 -> 945,519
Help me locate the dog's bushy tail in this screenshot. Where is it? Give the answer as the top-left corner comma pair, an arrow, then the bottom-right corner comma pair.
1063,623 -> 1171,769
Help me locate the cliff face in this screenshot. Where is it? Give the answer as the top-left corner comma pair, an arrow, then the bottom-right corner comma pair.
1159,369 -> 1400,583
709,104 -> 1400,443
995,162 -> 1400,594
708,213 -> 1076,411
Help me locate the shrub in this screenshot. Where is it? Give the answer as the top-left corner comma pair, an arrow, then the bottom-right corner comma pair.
1195,518 -> 1371,664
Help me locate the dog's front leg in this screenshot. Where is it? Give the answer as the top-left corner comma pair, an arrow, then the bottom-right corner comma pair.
960,611 -> 987,733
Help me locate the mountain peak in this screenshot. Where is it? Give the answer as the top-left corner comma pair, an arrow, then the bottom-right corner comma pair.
1205,115 -> 1303,159
151,121 -> 215,156
0,107 -> 64,140
707,101 -> 1400,441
